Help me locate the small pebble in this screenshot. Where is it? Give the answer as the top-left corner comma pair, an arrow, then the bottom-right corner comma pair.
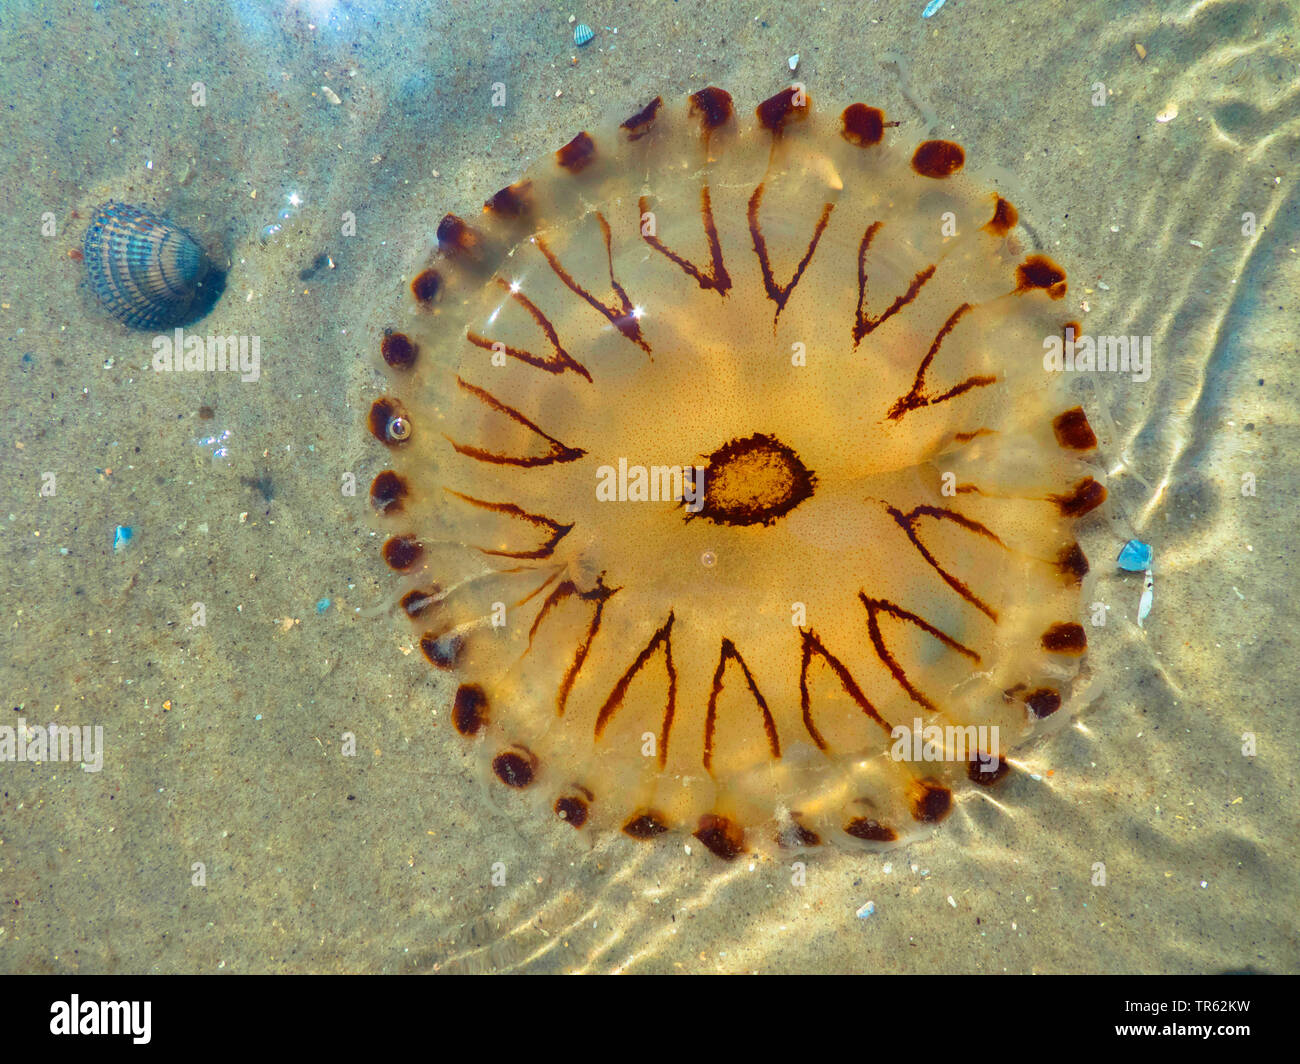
788,54 -> 799,71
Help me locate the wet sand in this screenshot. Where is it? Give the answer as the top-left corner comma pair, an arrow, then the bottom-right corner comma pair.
0,0 -> 1296,973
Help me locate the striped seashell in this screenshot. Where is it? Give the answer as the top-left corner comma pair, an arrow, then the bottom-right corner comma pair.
573,23 -> 594,47
83,202 -> 213,330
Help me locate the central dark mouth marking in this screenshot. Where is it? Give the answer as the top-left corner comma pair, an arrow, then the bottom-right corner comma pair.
689,432 -> 816,527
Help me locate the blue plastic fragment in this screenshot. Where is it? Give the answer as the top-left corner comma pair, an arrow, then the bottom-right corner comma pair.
922,0 -> 947,17
1116,538 -> 1152,572
316,598 -> 331,614
113,525 -> 133,551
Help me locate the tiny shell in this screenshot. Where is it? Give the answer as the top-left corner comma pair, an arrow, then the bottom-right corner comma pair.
573,23 -> 594,46
83,201 -> 214,330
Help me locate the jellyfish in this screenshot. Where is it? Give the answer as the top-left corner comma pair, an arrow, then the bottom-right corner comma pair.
367,87 -> 1105,859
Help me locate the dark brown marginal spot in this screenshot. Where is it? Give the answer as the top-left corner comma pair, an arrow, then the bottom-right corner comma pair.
623,812 -> 669,839
689,86 -> 733,134
420,631 -> 462,669
1056,542 -> 1090,584
483,180 -> 533,219
704,638 -> 780,771
1015,255 -> 1068,299
860,596 -> 980,711
467,278 -> 593,381
1042,622 -> 1087,654
369,470 -> 408,513
381,329 -> 417,370
411,268 -> 443,307
692,433 -> 815,527
556,131 -> 596,173
382,535 -> 423,571
755,86 -> 808,134
400,587 -> 441,619
452,683 -> 488,736
799,629 -> 893,749
437,213 -> 482,258
367,397 -> 410,446
886,303 -> 996,420
694,814 -> 745,860
1023,687 -> 1062,719
443,490 -> 573,560
777,818 -> 822,848
910,779 -> 953,822
555,792 -> 591,828
493,747 -> 537,788
595,614 -> 677,766
968,753 -> 1011,785
1051,477 -> 1107,517
536,212 -> 650,354
884,504 -> 1003,620
748,184 -> 833,326
840,103 -> 889,147
1053,406 -> 1098,450
911,140 -> 965,178
853,221 -> 935,346
845,817 -> 897,842
620,96 -> 662,140
446,378 -> 586,467
982,196 -> 1019,236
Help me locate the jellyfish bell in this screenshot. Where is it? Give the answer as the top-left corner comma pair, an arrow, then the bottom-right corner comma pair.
366,86 -> 1106,859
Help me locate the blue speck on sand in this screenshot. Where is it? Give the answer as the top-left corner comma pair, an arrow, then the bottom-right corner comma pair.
112,525 -> 133,551
315,598 -> 331,614
255,714 -> 262,721
922,0 -> 947,17
1117,539 -> 1153,571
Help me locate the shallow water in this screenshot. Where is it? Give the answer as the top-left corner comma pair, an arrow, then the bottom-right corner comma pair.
0,0 -> 1296,973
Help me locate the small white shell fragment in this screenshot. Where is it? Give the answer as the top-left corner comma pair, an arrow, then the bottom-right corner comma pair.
1137,569 -> 1154,627
321,85 -> 341,105
788,54 -> 799,71
855,900 -> 876,919
1189,239 -> 1204,248
573,23 -> 594,46
1156,103 -> 1178,123
947,895 -> 957,908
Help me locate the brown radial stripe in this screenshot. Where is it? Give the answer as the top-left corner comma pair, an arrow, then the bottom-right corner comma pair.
467,278 -> 593,380
446,378 -> 586,467
841,103 -> 887,147
1042,622 -> 1087,654
694,814 -> 745,860
640,190 -> 732,295
556,131 -> 596,173
380,329 -> 417,370
623,812 -> 669,839
381,534 -> 423,571
452,683 -> 488,736
526,576 -> 617,718
704,638 -> 780,771
845,818 -> 897,842
912,140 -> 965,178
1052,477 -> 1106,517
444,490 -> 573,560
799,629 -> 893,749
620,96 -> 662,140
910,779 -> 953,822
886,303 -> 996,420
493,748 -> 537,788
1015,255 -> 1067,298
369,470 -> 408,513
748,184 -> 833,325
689,86 -> 733,133
484,180 -> 533,219
756,86 -> 808,133
1056,542 -> 1090,584
411,268 -> 443,306
885,504 -> 1003,621
983,196 -> 1019,236
860,595 -> 980,712
594,614 -> 677,765
1053,406 -> 1098,450
852,220 -> 936,345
